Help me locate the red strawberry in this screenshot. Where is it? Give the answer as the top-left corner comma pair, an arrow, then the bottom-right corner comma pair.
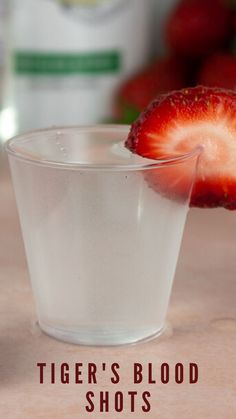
230,13 -> 236,53
114,57 -> 188,124
199,54 -> 236,90
166,0 -> 230,57
125,86 -> 236,209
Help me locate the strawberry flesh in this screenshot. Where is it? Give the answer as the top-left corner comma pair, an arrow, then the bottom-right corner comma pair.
125,86 -> 236,209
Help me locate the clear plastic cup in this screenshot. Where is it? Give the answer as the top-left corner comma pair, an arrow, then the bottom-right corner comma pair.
6,125 -> 200,346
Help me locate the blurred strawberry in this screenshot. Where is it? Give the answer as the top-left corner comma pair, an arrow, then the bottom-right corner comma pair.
115,57 -> 188,124
232,14 -> 236,51
199,54 -> 236,90
166,0 -> 230,57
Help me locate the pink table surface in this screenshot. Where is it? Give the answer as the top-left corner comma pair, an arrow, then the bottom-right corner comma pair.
1,152 -> 236,419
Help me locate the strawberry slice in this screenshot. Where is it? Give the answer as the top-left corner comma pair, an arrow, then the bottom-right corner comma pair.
125,86 -> 236,209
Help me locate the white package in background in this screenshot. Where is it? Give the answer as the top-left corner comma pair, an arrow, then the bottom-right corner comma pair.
0,0 -> 10,107
151,0 -> 179,54
11,0 -> 151,132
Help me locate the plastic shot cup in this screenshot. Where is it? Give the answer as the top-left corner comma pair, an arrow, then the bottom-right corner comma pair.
6,125 -> 200,346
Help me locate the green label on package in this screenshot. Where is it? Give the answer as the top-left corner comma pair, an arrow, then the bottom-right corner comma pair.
14,51 -> 121,75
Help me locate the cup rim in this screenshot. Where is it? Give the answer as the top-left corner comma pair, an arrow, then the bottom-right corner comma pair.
5,124 -> 201,171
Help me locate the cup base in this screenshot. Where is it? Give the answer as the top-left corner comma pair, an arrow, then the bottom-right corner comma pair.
39,320 -> 169,347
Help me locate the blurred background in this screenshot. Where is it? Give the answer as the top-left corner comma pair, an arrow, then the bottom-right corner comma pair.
0,0 -> 235,145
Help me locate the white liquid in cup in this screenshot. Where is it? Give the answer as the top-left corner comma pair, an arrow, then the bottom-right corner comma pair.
7,126 -> 198,345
